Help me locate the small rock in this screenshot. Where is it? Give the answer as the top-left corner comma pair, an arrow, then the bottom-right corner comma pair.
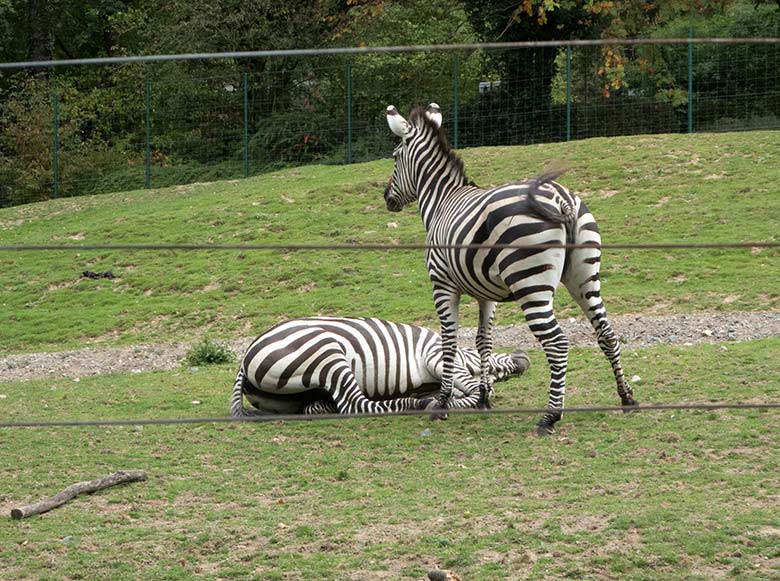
387,221 -> 399,229
420,428 -> 432,437
720,345 -> 728,351
702,329 -> 713,337
73,377 -> 80,382
191,400 -> 201,405
0,394 -> 7,399
631,375 -> 641,383
60,536 -> 74,542
428,570 -> 462,581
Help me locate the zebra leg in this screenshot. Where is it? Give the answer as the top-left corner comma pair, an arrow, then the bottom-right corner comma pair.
430,285 -> 462,419
476,300 -> 497,409
595,319 -> 637,408
562,247 -> 637,409
302,399 -> 339,415
230,366 -> 265,418
326,361 -> 427,415
520,295 -> 569,435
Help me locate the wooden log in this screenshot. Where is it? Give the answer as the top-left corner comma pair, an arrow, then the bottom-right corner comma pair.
10,470 -> 148,520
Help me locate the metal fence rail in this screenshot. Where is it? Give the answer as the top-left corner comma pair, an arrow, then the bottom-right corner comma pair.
1,38 -> 779,207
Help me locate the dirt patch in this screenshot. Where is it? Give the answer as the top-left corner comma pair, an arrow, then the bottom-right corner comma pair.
1,311 -> 779,382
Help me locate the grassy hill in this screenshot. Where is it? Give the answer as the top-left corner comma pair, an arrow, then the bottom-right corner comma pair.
1,130 -> 779,354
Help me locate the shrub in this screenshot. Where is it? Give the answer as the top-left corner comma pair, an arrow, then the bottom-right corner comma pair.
184,338 -> 235,367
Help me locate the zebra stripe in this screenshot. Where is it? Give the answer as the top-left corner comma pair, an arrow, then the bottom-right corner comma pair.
384,104 -> 637,433
231,316 -> 529,416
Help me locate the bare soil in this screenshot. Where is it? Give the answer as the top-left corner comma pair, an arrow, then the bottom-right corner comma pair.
1,311 -> 779,382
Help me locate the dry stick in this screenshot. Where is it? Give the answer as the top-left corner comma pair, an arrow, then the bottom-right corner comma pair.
10,470 -> 148,520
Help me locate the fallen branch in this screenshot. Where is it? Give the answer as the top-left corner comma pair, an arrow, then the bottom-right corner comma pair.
10,470 -> 148,520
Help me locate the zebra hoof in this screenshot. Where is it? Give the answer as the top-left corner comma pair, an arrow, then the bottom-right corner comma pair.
477,385 -> 492,410
621,397 -> 639,413
511,350 -> 531,375
426,399 -> 448,421
535,418 -> 556,436
416,398 -> 435,411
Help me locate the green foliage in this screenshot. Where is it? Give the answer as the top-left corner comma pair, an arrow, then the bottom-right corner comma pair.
2,1 -> 780,206
248,109 -> 342,166
0,76 -> 54,207
183,337 -> 235,367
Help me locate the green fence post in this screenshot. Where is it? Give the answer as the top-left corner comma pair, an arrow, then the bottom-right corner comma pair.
243,72 -> 249,177
346,62 -> 352,164
145,79 -> 151,189
687,38 -> 693,134
452,53 -> 459,149
566,46 -> 572,141
52,92 -> 59,199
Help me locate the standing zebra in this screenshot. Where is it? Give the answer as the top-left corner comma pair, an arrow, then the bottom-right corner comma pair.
383,103 -> 637,434
231,316 -> 530,417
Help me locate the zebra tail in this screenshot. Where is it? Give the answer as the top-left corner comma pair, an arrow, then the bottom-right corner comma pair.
524,170 -> 577,246
230,366 -> 263,418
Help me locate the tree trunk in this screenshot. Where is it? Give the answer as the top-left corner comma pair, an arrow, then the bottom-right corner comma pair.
26,0 -> 52,75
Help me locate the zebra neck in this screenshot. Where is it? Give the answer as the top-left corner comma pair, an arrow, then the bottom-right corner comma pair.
415,157 -> 467,230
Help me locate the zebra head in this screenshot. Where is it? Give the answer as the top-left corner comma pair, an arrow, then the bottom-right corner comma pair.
384,103 -> 443,212
460,347 -> 531,383
489,350 -> 531,383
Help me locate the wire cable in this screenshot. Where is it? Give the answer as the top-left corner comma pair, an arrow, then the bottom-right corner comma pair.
2,402 -> 779,429
1,241 -> 778,252
2,38 -> 780,70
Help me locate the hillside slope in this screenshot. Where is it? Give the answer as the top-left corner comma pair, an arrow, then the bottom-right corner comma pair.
1,131 -> 779,353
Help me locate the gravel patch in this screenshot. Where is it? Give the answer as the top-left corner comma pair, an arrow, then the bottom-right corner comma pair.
1,311 -> 779,382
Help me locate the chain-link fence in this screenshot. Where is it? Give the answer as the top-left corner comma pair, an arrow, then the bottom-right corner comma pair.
1,39 -> 779,207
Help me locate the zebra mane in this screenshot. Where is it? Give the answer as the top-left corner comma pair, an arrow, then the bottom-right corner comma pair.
409,107 -> 472,185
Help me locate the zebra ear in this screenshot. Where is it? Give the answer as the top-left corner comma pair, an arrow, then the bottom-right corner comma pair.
386,105 -> 411,137
425,103 -> 442,128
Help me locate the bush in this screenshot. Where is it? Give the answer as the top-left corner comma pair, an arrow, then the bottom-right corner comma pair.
184,338 -> 235,367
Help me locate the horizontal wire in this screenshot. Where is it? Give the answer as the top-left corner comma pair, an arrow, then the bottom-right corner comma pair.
2,38 -> 780,70
1,242 -> 778,253
1,402 -> 778,429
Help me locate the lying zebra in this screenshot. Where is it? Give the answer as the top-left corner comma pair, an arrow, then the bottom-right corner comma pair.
231,316 -> 530,416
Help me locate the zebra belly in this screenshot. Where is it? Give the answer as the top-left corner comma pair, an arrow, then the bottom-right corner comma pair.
428,230 -> 566,301
364,381 -> 441,400
427,187 -> 568,301
243,383 -> 330,414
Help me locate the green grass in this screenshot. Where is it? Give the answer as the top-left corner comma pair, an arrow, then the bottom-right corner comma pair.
2,130 -> 779,579
1,131 -> 779,354
2,339 -> 780,579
